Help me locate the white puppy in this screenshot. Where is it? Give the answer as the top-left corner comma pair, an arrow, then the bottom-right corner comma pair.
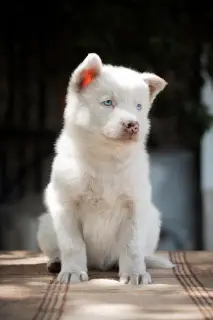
37,53 -> 174,285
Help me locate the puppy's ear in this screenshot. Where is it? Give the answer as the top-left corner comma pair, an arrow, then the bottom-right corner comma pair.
71,53 -> 102,91
142,73 -> 167,103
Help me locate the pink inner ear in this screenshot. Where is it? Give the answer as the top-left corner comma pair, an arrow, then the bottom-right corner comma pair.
148,84 -> 156,97
80,69 -> 97,89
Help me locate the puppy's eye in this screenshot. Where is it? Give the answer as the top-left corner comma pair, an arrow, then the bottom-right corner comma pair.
101,99 -> 113,107
136,104 -> 142,111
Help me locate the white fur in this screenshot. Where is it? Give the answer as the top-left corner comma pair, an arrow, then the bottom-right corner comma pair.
37,53 -> 173,285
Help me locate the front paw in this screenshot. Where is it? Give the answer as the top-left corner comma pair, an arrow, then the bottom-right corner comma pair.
57,271 -> 89,284
119,272 -> 152,285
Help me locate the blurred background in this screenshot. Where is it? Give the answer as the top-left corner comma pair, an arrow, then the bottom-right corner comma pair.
1,1 -> 213,252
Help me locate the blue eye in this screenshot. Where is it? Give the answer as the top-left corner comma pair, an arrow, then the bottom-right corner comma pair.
101,100 -> 113,107
136,104 -> 142,111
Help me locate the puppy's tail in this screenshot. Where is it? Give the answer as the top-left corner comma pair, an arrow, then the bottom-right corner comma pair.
145,254 -> 175,269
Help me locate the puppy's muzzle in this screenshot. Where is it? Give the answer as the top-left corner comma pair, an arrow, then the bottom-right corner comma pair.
122,120 -> 139,136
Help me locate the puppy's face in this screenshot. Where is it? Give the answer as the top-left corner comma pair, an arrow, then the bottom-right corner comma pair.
65,54 -> 167,145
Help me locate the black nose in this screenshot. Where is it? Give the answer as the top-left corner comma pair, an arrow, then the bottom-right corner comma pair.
123,120 -> 139,134
126,121 -> 138,128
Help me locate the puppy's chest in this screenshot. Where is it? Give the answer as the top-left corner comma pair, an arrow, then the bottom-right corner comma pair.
80,172 -> 130,209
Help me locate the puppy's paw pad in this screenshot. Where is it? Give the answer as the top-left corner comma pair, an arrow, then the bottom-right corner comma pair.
57,271 -> 89,284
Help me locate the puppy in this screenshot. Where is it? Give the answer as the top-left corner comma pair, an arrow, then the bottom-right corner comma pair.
37,53 -> 174,285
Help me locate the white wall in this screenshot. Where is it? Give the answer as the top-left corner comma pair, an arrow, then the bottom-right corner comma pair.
150,150 -> 196,250
201,64 -> 213,249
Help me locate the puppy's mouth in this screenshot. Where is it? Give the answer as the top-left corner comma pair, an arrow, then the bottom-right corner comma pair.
120,132 -> 139,142
102,131 -> 139,143
123,129 -> 139,141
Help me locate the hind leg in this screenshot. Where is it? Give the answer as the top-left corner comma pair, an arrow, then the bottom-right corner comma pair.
37,213 -> 61,273
144,205 -> 174,269
145,204 -> 161,256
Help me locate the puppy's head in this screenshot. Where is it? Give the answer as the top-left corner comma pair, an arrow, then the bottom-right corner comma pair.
65,53 -> 167,146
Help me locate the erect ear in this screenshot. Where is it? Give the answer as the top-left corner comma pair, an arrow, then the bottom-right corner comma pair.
71,53 -> 103,91
142,72 -> 167,103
